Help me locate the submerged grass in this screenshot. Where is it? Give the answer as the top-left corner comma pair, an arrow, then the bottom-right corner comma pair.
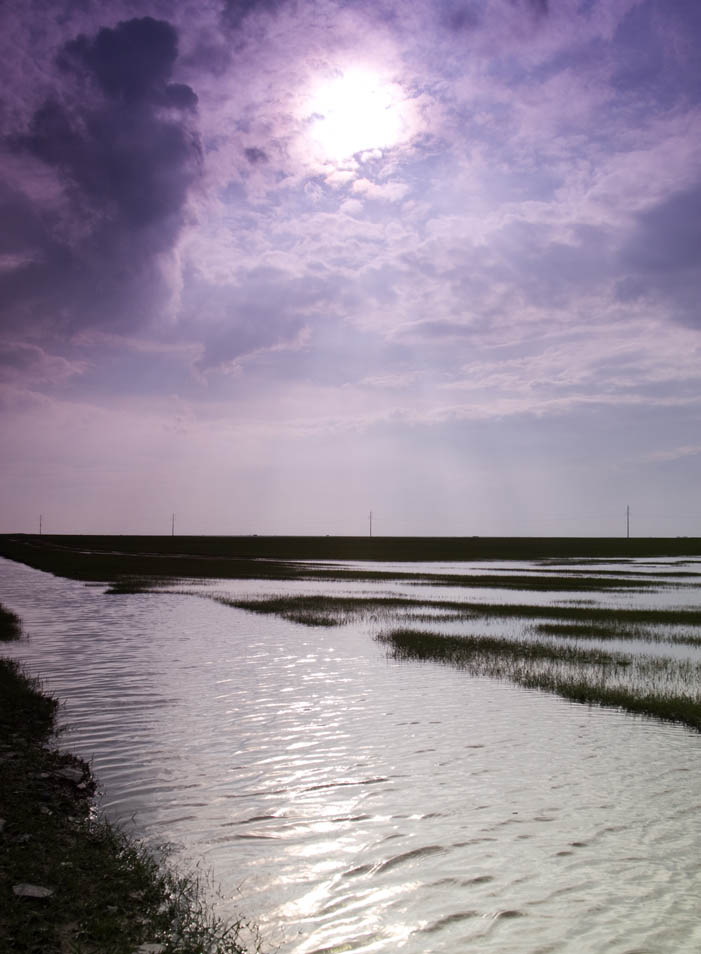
220,591 -> 701,729
379,629 -> 701,732
105,578 -> 166,595
105,578 -> 701,733
7,533 -> 701,745
213,594 -> 450,627
0,603 -> 252,954
224,593 -> 701,629
531,621 -> 701,647
214,594 -> 380,627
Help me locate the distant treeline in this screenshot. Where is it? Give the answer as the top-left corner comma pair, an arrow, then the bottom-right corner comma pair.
1,533 -> 701,584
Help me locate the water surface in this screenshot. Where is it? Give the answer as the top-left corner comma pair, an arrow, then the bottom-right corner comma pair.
2,556 -> 701,953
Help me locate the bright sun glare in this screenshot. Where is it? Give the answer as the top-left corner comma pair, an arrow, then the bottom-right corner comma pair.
307,67 -> 406,162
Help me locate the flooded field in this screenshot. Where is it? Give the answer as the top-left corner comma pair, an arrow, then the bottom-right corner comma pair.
2,553 -> 701,952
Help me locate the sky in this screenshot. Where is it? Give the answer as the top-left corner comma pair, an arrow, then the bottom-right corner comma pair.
2,0 -> 701,537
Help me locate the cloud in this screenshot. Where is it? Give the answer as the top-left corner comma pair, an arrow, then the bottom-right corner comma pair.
0,339 -> 89,410
244,146 -> 268,163
182,265 -> 343,370
0,340 -> 87,385
434,0 -> 551,45
644,444 -> 701,464
1,16 -> 201,337
339,198 -> 364,215
618,181 -> 701,326
58,17 -> 196,108
2,0 -> 701,536
221,0 -> 289,31
520,0 -> 548,18
352,178 -> 410,202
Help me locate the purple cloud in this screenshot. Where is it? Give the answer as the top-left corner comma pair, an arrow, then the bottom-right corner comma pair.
221,0 -> 290,31
244,146 -> 268,164
2,16 -> 201,337
2,0 -> 701,535
618,182 -> 701,326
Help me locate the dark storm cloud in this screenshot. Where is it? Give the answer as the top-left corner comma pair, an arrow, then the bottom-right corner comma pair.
58,17 -> 186,106
618,183 -> 701,327
22,91 -> 198,233
1,16 -> 201,336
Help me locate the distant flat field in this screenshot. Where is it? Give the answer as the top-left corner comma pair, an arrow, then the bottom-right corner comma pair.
2,533 -> 701,583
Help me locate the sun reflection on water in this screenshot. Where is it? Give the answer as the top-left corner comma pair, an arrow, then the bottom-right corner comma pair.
3,556 -> 701,953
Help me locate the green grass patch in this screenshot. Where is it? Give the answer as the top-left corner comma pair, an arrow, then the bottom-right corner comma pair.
335,571 -> 662,591
379,628 -> 701,732
531,621 -> 701,647
458,601 -> 701,627
525,676 -> 701,731
379,628 -> 633,669
222,593 -> 701,629
216,594 -> 419,627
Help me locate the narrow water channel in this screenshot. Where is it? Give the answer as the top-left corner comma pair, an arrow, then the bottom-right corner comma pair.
2,556 -> 701,953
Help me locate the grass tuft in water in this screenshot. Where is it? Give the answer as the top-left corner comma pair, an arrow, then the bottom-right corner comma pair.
379,628 -> 701,732
105,577 -> 164,595
214,594 -> 371,627
530,621 -> 701,647
222,593 -> 701,629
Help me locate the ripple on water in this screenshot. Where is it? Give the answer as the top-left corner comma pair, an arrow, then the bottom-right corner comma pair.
2,556 -> 701,953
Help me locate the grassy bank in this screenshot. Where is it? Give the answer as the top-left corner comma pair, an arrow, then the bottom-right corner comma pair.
0,603 -> 250,954
0,603 -> 22,641
2,533 -> 701,586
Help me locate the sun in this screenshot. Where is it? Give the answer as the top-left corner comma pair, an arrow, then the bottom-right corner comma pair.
305,67 -> 407,162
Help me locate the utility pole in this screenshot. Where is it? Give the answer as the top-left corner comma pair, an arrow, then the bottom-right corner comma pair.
626,505 -> 630,540
171,512 -> 175,537
369,510 -> 373,537
39,514 -> 42,536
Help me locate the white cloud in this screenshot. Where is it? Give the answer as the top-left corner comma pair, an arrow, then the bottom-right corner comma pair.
351,177 -> 411,201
